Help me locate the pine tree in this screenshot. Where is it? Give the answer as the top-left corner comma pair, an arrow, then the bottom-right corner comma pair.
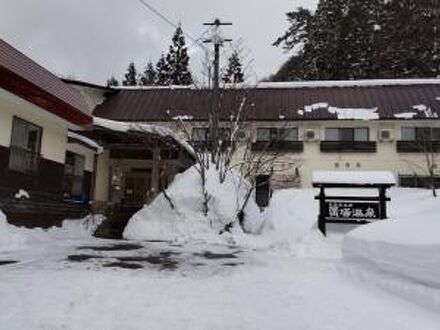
122,62 -> 138,86
106,76 -> 119,87
156,53 -> 170,86
222,50 -> 245,84
338,0 -> 383,79
273,0 -> 440,80
380,0 -> 437,78
139,61 -> 157,86
165,26 -> 193,85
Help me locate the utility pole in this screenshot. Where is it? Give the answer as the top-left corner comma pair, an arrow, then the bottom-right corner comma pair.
203,19 -> 232,161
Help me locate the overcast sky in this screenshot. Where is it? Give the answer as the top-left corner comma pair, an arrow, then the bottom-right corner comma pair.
0,0 -> 317,85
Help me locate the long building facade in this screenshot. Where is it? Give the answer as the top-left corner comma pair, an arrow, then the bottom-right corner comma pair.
88,81 -> 440,190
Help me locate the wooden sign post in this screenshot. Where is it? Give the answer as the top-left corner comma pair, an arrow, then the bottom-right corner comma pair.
313,182 -> 394,236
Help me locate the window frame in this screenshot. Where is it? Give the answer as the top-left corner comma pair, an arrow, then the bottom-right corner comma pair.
325,127 -> 370,142
64,151 -> 86,201
8,116 -> 43,174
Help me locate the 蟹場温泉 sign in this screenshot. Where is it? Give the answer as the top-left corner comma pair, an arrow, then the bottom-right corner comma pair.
325,201 -> 380,221
312,171 -> 395,236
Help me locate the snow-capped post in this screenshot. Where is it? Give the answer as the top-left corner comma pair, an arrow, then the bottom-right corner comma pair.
312,171 -> 396,236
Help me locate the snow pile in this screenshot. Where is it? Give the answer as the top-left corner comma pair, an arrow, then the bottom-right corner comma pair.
124,165 -> 264,243
342,188 -> 440,311
313,171 -> 396,185
299,102 -> 379,120
0,210 -> 27,253
0,211 -> 103,253
46,215 -> 105,238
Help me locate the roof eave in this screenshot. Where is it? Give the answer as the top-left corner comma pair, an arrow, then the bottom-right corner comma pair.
0,65 -> 93,128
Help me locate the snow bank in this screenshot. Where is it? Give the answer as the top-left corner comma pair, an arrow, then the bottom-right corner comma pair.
0,210 -> 26,253
0,211 -> 103,253
342,188 -> 440,311
124,165 -> 264,243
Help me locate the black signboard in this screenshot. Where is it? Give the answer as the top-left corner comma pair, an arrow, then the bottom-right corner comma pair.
313,182 -> 394,236
324,201 -> 380,221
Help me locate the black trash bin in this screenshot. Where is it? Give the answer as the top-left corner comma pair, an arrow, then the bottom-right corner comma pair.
255,175 -> 271,208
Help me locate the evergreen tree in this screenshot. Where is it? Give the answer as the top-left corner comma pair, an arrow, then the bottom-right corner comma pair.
165,26 -> 193,85
139,61 -> 157,86
380,0 -> 437,78
156,53 -> 170,86
272,0 -> 440,80
106,76 -> 119,87
222,50 -> 245,83
338,0 -> 383,79
122,62 -> 138,86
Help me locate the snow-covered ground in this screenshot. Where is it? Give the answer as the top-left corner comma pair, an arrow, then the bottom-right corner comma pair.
343,188 -> 440,312
1,188 -> 440,329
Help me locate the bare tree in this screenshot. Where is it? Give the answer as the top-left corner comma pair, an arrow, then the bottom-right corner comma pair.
401,129 -> 438,197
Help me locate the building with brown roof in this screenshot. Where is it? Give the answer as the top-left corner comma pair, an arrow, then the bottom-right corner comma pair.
87,80 -> 440,190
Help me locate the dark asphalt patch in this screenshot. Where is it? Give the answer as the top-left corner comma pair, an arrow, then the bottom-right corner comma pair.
77,243 -> 144,251
196,251 -> 238,260
103,262 -> 144,269
67,254 -> 103,262
0,260 -> 18,266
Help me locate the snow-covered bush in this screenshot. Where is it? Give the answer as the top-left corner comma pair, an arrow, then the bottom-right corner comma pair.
124,164 -> 266,242
0,210 -> 27,253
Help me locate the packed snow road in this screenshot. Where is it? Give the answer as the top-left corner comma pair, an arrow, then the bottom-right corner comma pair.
1,234 -> 439,330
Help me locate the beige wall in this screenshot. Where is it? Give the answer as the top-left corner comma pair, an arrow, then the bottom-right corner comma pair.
146,119 -> 440,188
0,87 -> 73,164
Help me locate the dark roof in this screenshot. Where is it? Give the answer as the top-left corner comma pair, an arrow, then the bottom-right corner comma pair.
94,82 -> 440,122
0,38 -> 92,126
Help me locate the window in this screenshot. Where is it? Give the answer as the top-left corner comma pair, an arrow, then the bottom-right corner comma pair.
432,128 -> 440,141
280,128 -> 298,141
9,117 -> 42,174
256,128 -> 271,142
64,151 -> 85,201
192,128 -> 208,142
219,128 -> 231,142
401,127 -> 440,141
256,127 -> 298,142
325,128 -> 369,141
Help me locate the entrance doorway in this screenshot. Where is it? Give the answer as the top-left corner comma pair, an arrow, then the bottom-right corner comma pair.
124,169 -> 152,205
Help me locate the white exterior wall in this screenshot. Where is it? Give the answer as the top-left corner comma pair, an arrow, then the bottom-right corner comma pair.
146,119 -> 440,188
0,87 -> 72,164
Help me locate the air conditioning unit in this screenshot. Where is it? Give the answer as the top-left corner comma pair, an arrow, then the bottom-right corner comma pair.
304,129 -> 318,142
379,129 -> 394,142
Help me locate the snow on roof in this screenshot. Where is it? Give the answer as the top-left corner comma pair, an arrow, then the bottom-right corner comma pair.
93,117 -> 194,156
68,131 -> 103,154
254,79 -> 440,89
110,79 -> 440,92
394,112 -> 417,119
111,85 -> 197,91
313,171 -> 396,185
412,104 -> 439,118
300,103 -> 379,120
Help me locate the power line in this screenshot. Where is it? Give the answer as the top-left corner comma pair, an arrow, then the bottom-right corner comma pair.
138,0 -> 205,48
